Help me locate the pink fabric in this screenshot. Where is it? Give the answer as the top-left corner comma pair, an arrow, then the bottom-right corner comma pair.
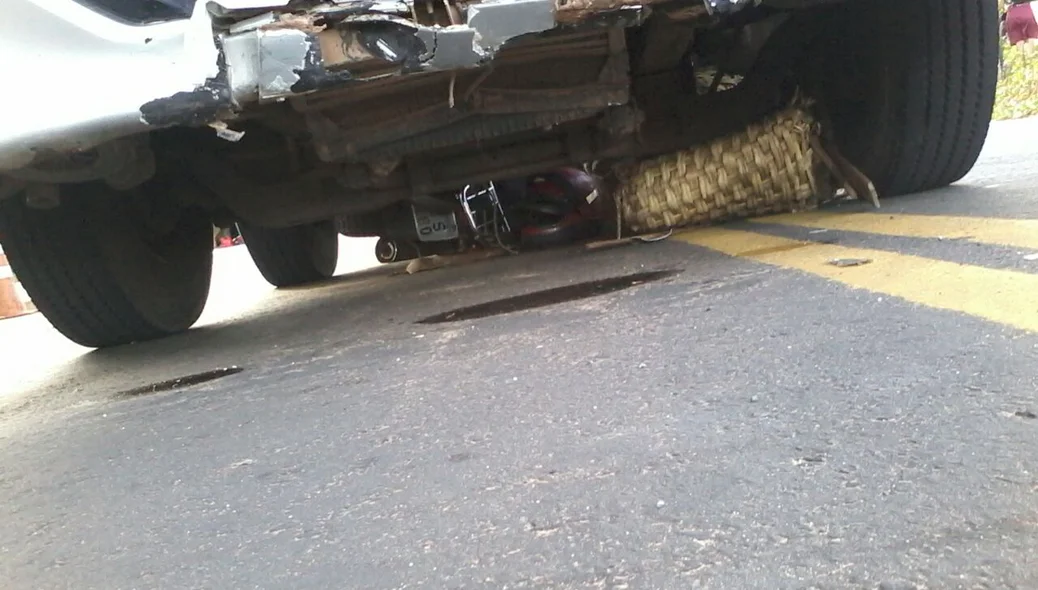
1007,3 -> 1038,45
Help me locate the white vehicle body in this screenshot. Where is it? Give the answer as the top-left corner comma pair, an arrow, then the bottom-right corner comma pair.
0,0 -> 1000,348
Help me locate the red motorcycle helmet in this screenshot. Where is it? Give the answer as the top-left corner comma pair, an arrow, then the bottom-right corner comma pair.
516,168 -> 603,249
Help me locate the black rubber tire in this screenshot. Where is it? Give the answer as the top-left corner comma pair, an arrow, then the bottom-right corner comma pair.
0,186 -> 213,348
239,221 -> 338,287
814,0 -> 998,196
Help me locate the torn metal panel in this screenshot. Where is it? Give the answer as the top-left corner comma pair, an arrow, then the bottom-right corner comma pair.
317,27 -> 410,70
421,26 -> 481,69
350,0 -> 556,67
228,11 -> 279,33
140,37 -> 235,126
223,27 -> 356,103
290,31 -> 360,93
256,29 -> 312,99
222,31 -> 262,101
221,0 -> 568,104
312,0 -> 413,19
335,15 -> 430,68
138,78 -> 233,126
467,0 -> 556,53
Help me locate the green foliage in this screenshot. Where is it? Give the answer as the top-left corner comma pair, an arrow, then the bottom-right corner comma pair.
994,42 -> 1038,120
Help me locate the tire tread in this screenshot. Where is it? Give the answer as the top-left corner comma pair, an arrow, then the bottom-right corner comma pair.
828,0 -> 997,196
239,222 -> 338,288
0,196 -> 208,348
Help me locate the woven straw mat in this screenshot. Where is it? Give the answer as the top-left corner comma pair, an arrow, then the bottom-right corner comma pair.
617,107 -> 820,233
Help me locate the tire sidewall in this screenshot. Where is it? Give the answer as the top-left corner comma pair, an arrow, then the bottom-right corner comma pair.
93,195 -> 213,333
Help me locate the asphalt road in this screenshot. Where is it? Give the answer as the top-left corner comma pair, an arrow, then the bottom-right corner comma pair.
3,118 -> 1038,590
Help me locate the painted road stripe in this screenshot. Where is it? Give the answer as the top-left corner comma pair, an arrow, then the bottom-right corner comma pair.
676,227 -> 1038,332
753,211 -> 1038,250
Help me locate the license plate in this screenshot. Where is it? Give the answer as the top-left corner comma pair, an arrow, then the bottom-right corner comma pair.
412,205 -> 459,242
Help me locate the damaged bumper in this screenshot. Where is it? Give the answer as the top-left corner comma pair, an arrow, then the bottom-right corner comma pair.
0,0 -> 747,173
149,0 -> 660,124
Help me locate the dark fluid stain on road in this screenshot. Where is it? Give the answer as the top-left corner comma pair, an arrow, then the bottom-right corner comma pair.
117,367 -> 244,398
417,270 -> 679,324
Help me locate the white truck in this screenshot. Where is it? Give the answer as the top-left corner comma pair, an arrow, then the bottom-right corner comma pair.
0,0 -> 998,347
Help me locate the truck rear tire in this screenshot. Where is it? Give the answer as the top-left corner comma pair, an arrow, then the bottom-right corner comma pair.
239,221 -> 338,287
815,0 -> 998,196
0,186 -> 213,348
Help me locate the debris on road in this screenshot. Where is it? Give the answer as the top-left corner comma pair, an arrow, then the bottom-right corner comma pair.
404,250 -> 508,275
827,257 -> 873,268
584,229 -> 674,252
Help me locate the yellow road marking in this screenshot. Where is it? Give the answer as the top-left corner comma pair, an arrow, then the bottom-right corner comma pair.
754,211 -> 1038,250
677,227 -> 1038,332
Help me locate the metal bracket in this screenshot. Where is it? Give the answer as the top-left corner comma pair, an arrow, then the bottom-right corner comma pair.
458,182 -> 512,246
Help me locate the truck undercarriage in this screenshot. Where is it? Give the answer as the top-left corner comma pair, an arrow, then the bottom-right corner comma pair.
4,0 -> 837,223
271,1 -> 843,218
0,0 -> 999,347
